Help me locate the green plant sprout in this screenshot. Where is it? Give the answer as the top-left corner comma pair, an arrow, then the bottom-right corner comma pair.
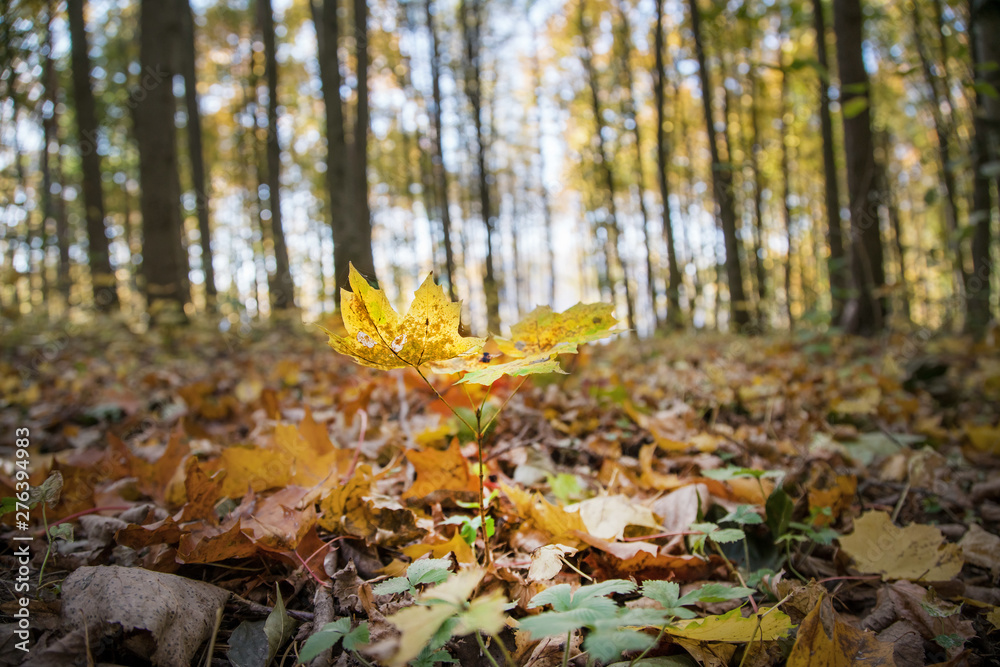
321,263 -> 618,566
372,558 -> 454,596
520,579 -> 756,667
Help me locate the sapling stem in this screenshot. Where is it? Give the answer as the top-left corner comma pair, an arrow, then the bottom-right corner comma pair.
475,406 -> 494,567
563,631 -> 572,667
475,630 -> 503,667
628,622 -> 670,666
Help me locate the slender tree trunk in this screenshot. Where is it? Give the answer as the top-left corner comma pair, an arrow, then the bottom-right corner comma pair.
68,0 -> 119,311
578,0 -> 636,333
813,0 -> 849,321
615,0 -> 658,327
833,0 -> 887,335
258,0 -> 294,310
461,0 -> 500,332
530,27 -> 556,307
687,0 -> 750,330
352,0 -> 375,278
655,0 -> 683,329
911,2 -> 968,304
875,130 -> 912,322
747,63 -> 768,323
780,63 -> 795,330
425,0 -> 457,300
178,0 -> 217,308
967,0 -> 999,335
43,0 -> 71,304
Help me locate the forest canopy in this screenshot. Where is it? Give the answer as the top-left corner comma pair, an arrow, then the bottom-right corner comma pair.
0,0 -> 998,336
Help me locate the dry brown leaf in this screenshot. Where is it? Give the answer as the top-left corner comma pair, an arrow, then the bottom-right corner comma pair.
787,596 -> 897,667
838,511 -> 963,581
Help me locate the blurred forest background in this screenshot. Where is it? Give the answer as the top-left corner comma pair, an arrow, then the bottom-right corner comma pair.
1,0 -> 998,338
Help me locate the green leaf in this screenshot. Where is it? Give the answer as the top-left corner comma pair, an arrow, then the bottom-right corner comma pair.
701,466 -> 765,481
765,488 -> 793,538
372,577 -> 411,596
527,583 -> 574,611
411,647 -> 459,667
841,96 -> 869,119
228,620 -> 269,667
298,618 -> 351,662
27,471 -> 63,508
583,626 -> 656,663
264,588 -> 297,663
614,607 -> 674,627
607,657 -> 698,667
342,621 -> 370,652
407,558 -> 453,587
720,504 -> 763,526
677,583 -> 754,605
519,607 -> 606,638
710,528 -> 746,543
47,523 -> 74,541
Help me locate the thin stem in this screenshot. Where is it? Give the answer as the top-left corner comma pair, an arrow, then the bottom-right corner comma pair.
710,541 -> 756,612
628,623 -> 670,666
785,541 -> 807,582
38,504 -> 51,589
492,633 -> 517,667
563,631 -> 572,667
476,408 -> 494,567
413,366 -> 477,433
475,630 -> 502,667
481,378 -> 527,433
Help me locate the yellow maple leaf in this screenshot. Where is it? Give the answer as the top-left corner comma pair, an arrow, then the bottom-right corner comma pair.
668,606 -> 794,643
320,263 -> 484,371
456,303 -> 619,385
494,303 -> 618,358
838,510 -> 963,581
402,532 -> 477,565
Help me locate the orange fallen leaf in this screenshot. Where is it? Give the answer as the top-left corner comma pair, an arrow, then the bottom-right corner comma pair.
402,531 -> 477,565
402,438 -> 479,501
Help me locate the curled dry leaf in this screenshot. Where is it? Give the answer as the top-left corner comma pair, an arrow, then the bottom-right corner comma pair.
44,565 -> 229,667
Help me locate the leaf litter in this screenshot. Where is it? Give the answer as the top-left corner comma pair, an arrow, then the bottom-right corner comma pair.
1,279 -> 1000,665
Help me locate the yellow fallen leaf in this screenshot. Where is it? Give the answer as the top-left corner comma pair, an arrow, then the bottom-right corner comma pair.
786,595 -> 895,666
831,386 -> 881,415
402,531 -> 477,565
987,606 -> 1000,632
668,607 -> 794,643
965,425 -> 1000,454
808,474 -> 857,527
322,263 -> 484,371
838,510 -> 963,581
402,438 -> 478,500
493,303 -> 618,358
501,483 -> 587,544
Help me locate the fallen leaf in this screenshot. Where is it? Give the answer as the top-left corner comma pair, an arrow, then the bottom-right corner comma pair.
50,565 -> 229,667
838,511 -> 963,581
958,523 -> 1000,579
667,606 -> 794,643
528,544 -> 578,582
401,531 -> 477,565
402,438 -> 479,501
787,595 -> 896,666
567,494 -> 662,541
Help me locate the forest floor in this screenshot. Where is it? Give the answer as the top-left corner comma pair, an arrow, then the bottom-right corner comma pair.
1,316 -> 1000,666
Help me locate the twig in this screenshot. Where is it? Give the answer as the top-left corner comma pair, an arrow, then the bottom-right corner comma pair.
229,594 -> 315,622
203,606 -> 223,667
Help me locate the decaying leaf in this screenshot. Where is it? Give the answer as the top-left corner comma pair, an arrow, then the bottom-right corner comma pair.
567,494 -> 662,541
787,595 -> 896,667
402,438 -> 479,501
838,511 -> 963,581
321,263 -> 485,370
48,565 -> 229,667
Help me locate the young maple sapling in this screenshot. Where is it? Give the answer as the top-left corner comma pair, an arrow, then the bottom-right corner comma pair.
320,263 -> 618,565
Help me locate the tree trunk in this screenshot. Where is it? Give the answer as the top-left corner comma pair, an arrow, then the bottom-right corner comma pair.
68,0 -> 119,311
812,0 -> 849,322
655,0 -> 683,329
311,0 -> 376,301
425,0 -> 458,300
578,0 -> 637,333
615,0 -> 658,327
780,63 -> 795,330
687,0 -> 750,330
833,0 -> 886,335
461,0 -> 500,333
530,26 -> 556,307
178,0 -> 217,308
43,0 -> 71,304
967,0 -> 999,336
258,0 -> 294,310
747,62 -> 768,323
911,1 -> 968,305
135,0 -> 189,321
352,0 -> 375,284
